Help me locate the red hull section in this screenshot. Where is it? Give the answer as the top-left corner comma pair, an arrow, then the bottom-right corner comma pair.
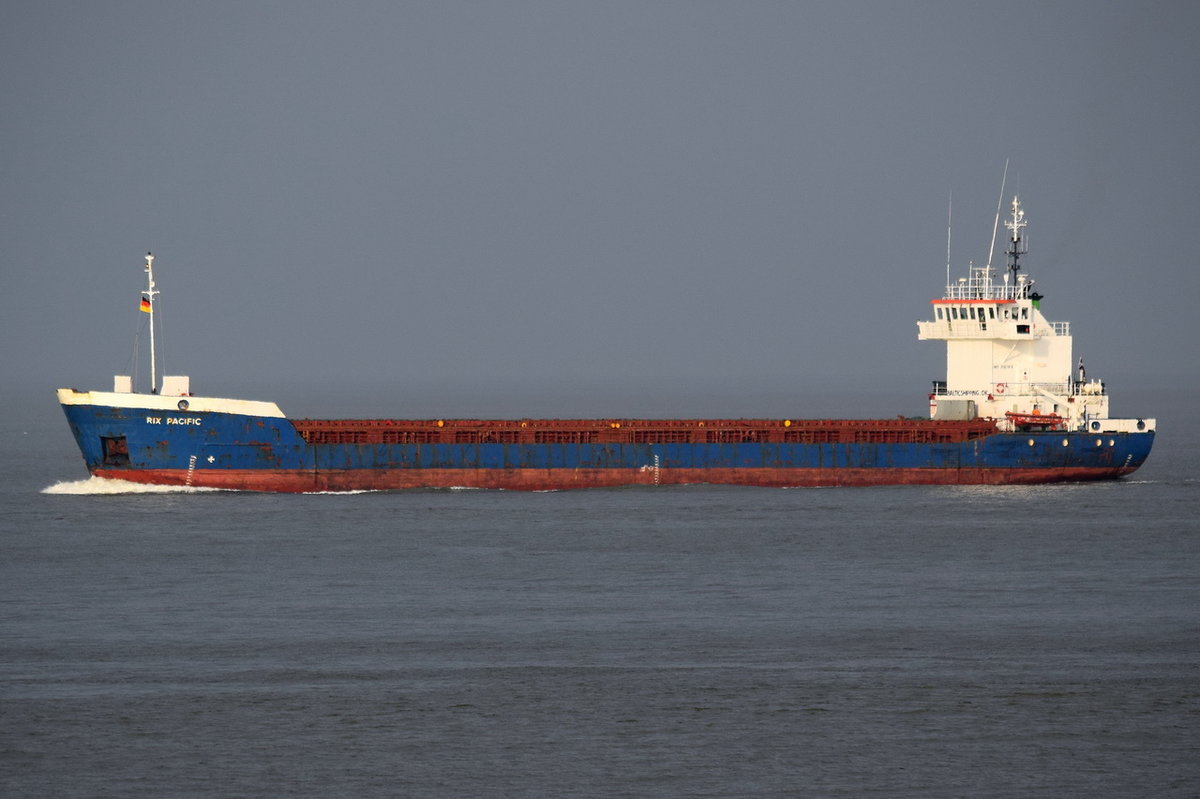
94,465 -> 1144,493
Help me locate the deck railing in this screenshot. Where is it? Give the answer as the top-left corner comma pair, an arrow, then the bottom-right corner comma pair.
930,380 -> 1105,398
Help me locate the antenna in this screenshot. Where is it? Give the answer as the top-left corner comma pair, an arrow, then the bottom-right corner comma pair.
144,252 -> 159,394
985,159 -> 1010,275
945,192 -> 953,290
1005,194 -> 1028,287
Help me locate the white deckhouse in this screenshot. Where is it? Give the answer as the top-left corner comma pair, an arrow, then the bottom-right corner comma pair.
918,196 -> 1153,435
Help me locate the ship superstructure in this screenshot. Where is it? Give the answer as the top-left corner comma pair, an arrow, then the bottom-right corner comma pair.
918,196 -> 1150,436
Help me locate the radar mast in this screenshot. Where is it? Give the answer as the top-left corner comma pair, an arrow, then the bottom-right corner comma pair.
1005,197 -> 1028,295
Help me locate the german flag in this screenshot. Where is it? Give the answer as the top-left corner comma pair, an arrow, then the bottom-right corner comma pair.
140,295 -> 152,313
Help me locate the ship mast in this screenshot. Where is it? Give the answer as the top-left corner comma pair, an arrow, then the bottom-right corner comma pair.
1005,196 -> 1028,293
143,252 -> 159,394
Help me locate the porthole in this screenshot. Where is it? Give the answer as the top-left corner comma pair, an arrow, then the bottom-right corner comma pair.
1095,439 -> 1103,447
1090,421 -> 1101,431
1027,439 -> 1035,446
1061,439 -> 1070,447
1136,420 -> 1146,431
1109,439 -> 1115,447
178,399 -> 189,411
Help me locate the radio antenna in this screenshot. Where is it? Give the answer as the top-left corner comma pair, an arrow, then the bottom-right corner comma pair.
945,192 -> 953,290
985,159 -> 1010,275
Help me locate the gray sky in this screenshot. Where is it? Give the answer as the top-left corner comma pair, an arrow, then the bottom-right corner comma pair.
4,1 -> 1198,419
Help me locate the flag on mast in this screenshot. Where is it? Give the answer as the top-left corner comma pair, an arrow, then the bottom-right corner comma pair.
140,295 -> 152,313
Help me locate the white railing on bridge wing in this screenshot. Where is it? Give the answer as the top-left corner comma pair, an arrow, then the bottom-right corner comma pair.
942,282 -> 1032,301
917,322 -> 1061,339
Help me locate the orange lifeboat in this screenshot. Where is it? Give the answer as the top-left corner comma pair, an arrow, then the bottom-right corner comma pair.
1004,410 -> 1065,430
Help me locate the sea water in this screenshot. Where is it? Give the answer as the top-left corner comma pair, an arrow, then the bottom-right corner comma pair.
2,392 -> 1198,797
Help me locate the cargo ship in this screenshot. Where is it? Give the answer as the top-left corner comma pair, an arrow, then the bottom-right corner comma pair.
58,195 -> 1154,491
